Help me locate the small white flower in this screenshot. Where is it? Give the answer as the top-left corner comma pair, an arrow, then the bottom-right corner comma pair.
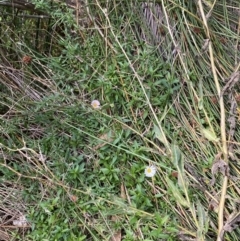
145,165 -> 156,177
91,100 -> 100,109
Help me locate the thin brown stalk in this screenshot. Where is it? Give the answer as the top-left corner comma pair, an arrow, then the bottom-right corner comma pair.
197,1 -> 228,240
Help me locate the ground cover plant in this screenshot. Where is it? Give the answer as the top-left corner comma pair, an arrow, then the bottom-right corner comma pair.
0,0 -> 240,240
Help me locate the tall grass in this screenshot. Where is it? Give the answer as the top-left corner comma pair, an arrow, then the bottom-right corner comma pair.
0,0 -> 239,240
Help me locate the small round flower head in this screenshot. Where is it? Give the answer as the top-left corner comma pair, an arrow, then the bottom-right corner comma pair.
91,100 -> 100,109
145,165 -> 156,177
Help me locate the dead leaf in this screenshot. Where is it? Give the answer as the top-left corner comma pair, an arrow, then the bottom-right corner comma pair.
177,231 -> 197,241
69,194 -> 78,203
228,96 -> 237,137
193,27 -> 202,34
22,55 -> 32,64
12,215 -> 28,227
0,230 -> 9,241
120,183 -> 126,200
94,131 -> 114,150
219,211 -> 240,240
208,193 -> 219,212
221,71 -> 240,97
171,171 -> 178,178
227,94 -> 237,160
110,215 -> 122,241
110,229 -> 122,241
201,39 -> 210,52
223,212 -> 240,232
211,153 -> 229,185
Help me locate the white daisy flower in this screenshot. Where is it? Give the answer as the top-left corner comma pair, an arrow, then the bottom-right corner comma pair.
145,165 -> 156,177
91,100 -> 101,109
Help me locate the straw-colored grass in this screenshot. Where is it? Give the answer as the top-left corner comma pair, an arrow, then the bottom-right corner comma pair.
0,0 -> 239,240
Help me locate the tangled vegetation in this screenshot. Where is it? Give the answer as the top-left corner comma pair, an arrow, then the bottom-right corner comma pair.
0,0 -> 239,240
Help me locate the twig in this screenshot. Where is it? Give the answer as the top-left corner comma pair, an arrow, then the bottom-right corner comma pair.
85,0 -> 117,54
1,13 -> 50,19
197,1 -> 228,240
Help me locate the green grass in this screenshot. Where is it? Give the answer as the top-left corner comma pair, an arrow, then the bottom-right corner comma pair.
0,0 -> 240,240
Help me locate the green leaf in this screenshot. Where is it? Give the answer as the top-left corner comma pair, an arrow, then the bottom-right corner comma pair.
202,128 -> 219,142
197,201 -> 209,238
171,145 -> 183,172
171,145 -> 186,187
166,177 -> 189,207
153,124 -> 166,145
101,168 -> 110,174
